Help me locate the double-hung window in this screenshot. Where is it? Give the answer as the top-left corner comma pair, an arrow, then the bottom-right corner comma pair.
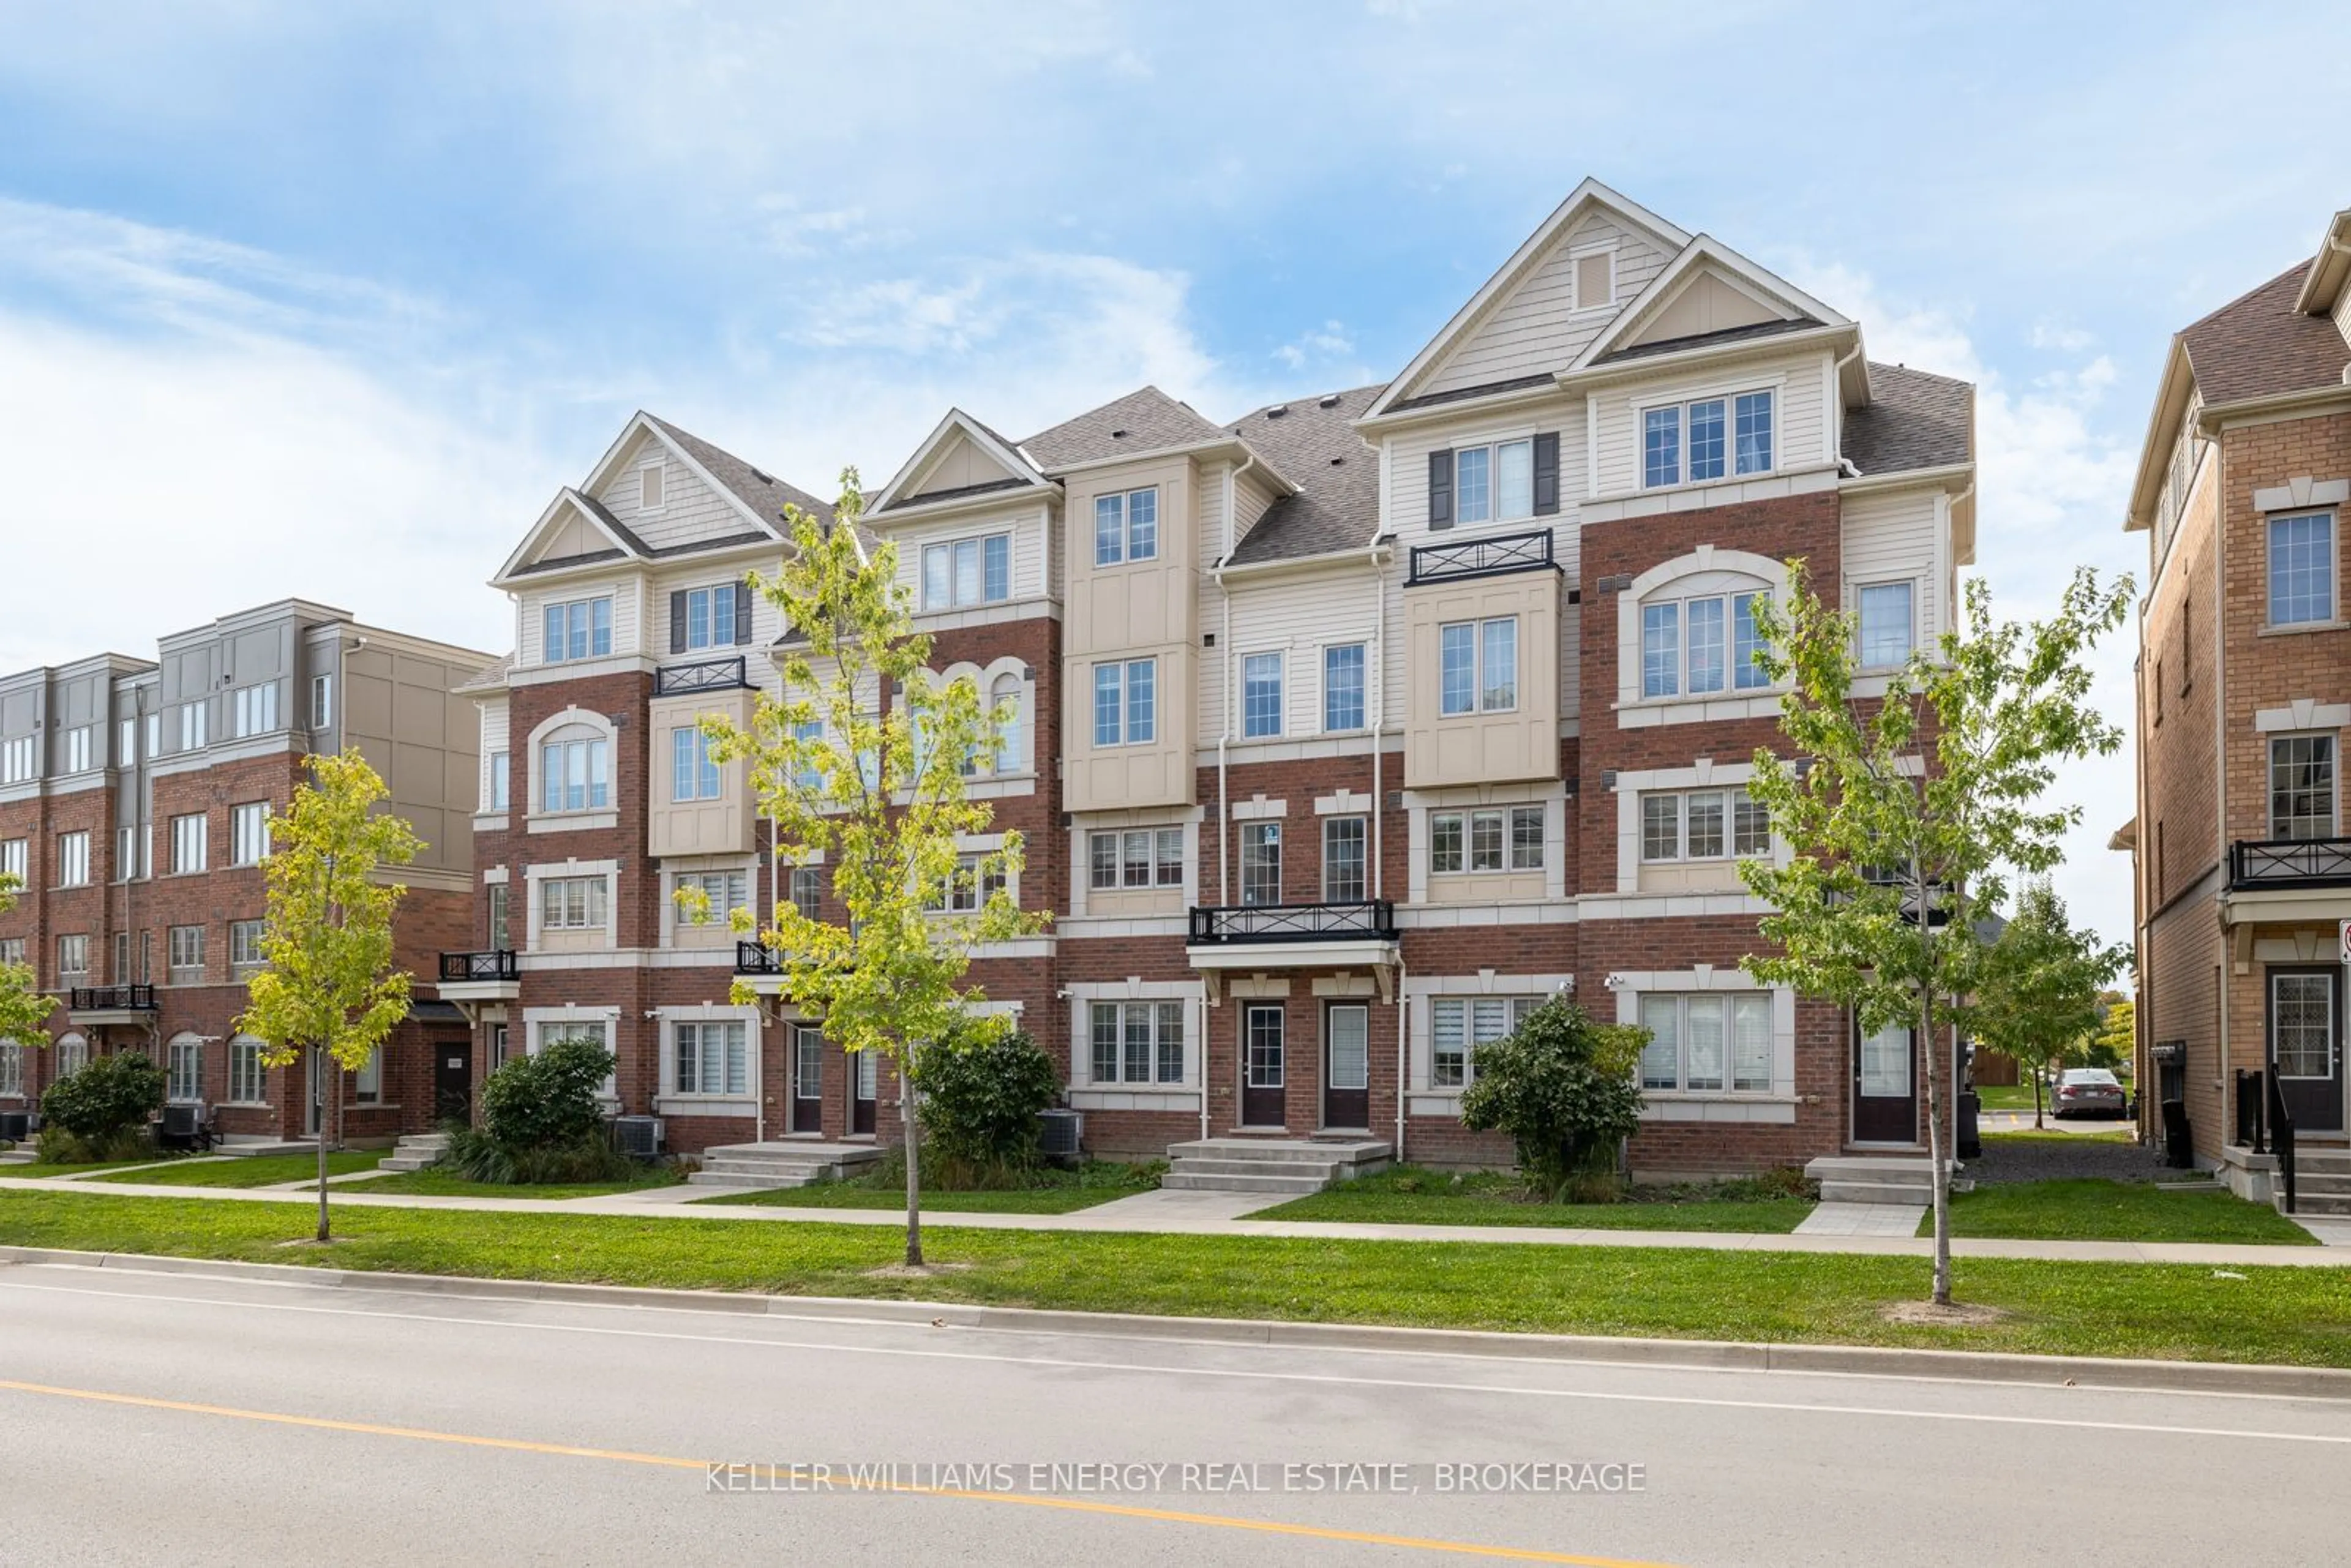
789,866 -> 823,921
0,839 -> 21,883
1322,816 -> 1367,902
672,726 -> 721,801
230,802 -> 272,866
231,682 -> 278,738
921,533 -> 1012,610
1,736 -> 34,782
1089,1000 -> 1186,1085
1643,391 -> 1773,488
1453,438 -> 1534,526
487,883 -> 511,950
58,934 -> 88,978
1857,582 -> 1915,668
931,852 -> 1006,913
675,869 -> 749,925
1322,643 -> 1366,732
168,924 -> 205,978
1092,659 -> 1156,746
1438,617 -> 1517,716
539,876 -> 607,931
310,675 -> 332,730
1092,489 -> 1158,566
488,751 -> 511,811
230,919 -> 267,977
678,583 -> 740,649
540,732 -> 611,813
1431,997 -> 1538,1089
1428,806 -> 1545,874
118,716 -> 137,765
1641,788 -> 1771,862
1642,590 -> 1771,699
1638,992 -> 1773,1093
1088,828 -> 1184,891
2268,512 -> 2335,627
1240,822 -> 1282,906
229,1037 -> 268,1104
63,726 -> 91,773
2270,735 -> 2336,841
542,598 -> 613,664
354,1048 -> 382,1104
178,702 -> 208,751
0,1041 -> 20,1100
167,1036 -> 201,1103
1242,652 -> 1284,738
57,831 -> 90,887
674,1021 -> 749,1097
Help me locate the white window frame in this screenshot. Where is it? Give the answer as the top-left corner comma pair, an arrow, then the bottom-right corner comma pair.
1428,806 -> 1545,876
671,725 -> 721,802
1856,580 -> 1917,670
228,1035 -> 268,1105
1640,588 -> 1771,699
230,801 -> 272,866
1241,650 -> 1284,739
539,729 -> 612,814
118,716 -> 137,766
178,702 -> 208,751
1087,1000 -> 1187,1086
1638,991 -> 1775,1094
56,830 -> 90,888
541,597 -> 615,665
167,923 -> 205,978
63,726 -> 91,773
0,1040 -> 21,1100
1322,814 -> 1368,903
310,674 -> 332,730
921,533 -> 1013,611
639,461 -> 667,512
1240,821 -> 1283,906
231,681 -> 279,739
0,838 -> 23,883
353,1047 -> 383,1105
1641,388 -> 1775,490
230,918 -> 268,977
1639,787 -> 1771,863
0,735 -> 34,783
1451,437 -> 1537,528
1087,828 -> 1185,891
1092,487 -> 1159,567
58,933 -> 88,978
672,1019 -> 751,1098
166,1035 -> 203,1104
1322,642 -> 1367,733
1438,615 -> 1518,716
2267,511 -> 2336,628
1569,243 -> 1616,312
673,868 -> 750,926
1431,996 -> 1539,1088
1092,658 -> 1157,748
488,751 -> 511,811
170,813 -> 208,874
539,876 -> 609,932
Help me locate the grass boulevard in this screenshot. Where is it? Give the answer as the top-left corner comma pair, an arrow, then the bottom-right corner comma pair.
2,1188 -> 2347,1369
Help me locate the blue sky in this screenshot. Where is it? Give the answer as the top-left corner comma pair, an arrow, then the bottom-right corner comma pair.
1,0 -> 2341,949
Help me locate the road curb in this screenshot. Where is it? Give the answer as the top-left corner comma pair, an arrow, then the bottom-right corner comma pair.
7,1243 -> 2350,1400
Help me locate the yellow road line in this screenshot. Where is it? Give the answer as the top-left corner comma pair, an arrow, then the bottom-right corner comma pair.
0,1376 -> 1679,1566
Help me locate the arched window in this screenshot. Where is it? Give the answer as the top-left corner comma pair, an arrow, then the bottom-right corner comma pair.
991,672 -> 1024,774
55,1032 -> 88,1078
1619,547 -> 1788,710
165,1031 -> 204,1104
539,721 -> 611,814
0,1037 -> 24,1098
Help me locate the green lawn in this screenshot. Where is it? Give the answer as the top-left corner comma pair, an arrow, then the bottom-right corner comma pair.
357,1166 -> 686,1201
1246,1166 -> 1815,1232
1979,1128 -> 2136,1146
1973,1083 -> 2044,1113
1934,1179 -> 2314,1245
700,1165 -> 1157,1214
3,1157 -> 191,1180
2,1188 -> 2348,1368
92,1150 -> 388,1188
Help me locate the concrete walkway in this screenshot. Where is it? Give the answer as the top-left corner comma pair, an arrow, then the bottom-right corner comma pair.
6,1172 -> 2350,1268
1795,1201 -> 1929,1237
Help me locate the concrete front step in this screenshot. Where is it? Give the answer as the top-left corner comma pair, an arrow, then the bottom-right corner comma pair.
1160,1138 -> 1392,1195
684,1141 -> 885,1192
1161,1171 -> 1331,1195
1805,1155 -> 1938,1206
379,1131 -> 453,1174
2285,1193 -> 2351,1217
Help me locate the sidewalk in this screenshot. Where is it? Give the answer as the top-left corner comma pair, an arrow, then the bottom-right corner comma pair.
6,1173 -> 2348,1267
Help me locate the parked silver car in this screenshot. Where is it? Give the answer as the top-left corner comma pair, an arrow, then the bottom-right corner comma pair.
2051,1068 -> 2128,1119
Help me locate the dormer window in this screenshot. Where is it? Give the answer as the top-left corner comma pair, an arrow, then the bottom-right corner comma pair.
1093,489 -> 1158,566
1642,390 -> 1774,489
640,463 -> 666,511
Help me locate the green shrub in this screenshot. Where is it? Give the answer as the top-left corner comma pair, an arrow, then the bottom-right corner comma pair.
478,1035 -> 613,1151
1458,999 -> 1648,1202
35,1125 -> 154,1165
441,1123 -> 641,1185
907,1024 -> 1060,1182
40,1051 -> 164,1148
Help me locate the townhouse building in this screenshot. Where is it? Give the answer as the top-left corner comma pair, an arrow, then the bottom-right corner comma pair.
2124,203 -> 2351,1206
0,601 -> 490,1143
447,179 -> 1974,1182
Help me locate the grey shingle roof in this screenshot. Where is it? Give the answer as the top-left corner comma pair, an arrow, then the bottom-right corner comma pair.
2180,260 -> 2350,408
1382,372 -> 1556,415
1842,363 -> 1973,476
873,475 -> 1037,514
570,490 -> 651,555
1224,384 -> 1388,566
1019,386 -> 1230,471
643,413 -> 834,532
1594,315 -> 1823,364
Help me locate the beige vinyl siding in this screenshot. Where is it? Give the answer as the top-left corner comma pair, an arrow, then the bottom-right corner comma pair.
1062,454 -> 1201,811
1417,213 -> 1671,399
592,430 -> 757,553
478,700 -> 509,809
907,431 -> 1020,498
1384,394 -> 1586,552
1209,575 -> 1381,749
1591,349 -> 1831,497
518,576 -> 638,666
1841,487 -> 1943,642
1193,462 -> 1289,743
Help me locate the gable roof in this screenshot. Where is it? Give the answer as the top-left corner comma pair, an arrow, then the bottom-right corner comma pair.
640,413 -> 833,533
866,407 -> 1051,517
494,487 -> 648,582
2179,259 -> 2350,408
1224,384 -> 1388,567
1019,386 -> 1231,471
1840,364 -> 1973,476
1364,178 -> 1693,421
1571,234 -> 1851,374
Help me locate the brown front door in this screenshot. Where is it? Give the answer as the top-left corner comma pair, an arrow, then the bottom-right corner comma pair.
2270,967 -> 2346,1134
790,1025 -> 825,1134
852,1046 -> 877,1136
1323,1003 -> 1370,1130
1242,1005 -> 1286,1128
1853,1019 -> 1918,1144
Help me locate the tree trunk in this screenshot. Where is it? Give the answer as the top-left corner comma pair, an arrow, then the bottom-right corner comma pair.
1922,987 -> 1951,1305
315,1043 -> 331,1244
2032,1057 -> 2045,1130
901,1043 -> 923,1268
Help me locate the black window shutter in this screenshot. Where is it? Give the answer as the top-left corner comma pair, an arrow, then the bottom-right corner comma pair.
1428,449 -> 1454,530
1532,432 -> 1560,516
733,582 -> 754,644
669,590 -> 688,655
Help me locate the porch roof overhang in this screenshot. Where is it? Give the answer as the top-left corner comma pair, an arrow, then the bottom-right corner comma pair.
435,979 -> 521,1006
2218,887 -> 2351,928
1185,940 -> 1402,1005
64,1007 -> 157,1029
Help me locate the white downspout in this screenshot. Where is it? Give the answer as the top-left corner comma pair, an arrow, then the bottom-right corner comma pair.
759,810 -> 776,1145
1215,453 -> 1256,909
1369,538 -> 1403,1161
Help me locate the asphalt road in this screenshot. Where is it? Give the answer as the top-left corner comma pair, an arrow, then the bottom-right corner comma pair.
2,1262 -> 2347,1567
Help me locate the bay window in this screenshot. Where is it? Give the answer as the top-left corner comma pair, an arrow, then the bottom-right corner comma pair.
1439,616 -> 1517,716
672,726 -> 721,801
1093,488 -> 1158,566
1092,659 -> 1156,746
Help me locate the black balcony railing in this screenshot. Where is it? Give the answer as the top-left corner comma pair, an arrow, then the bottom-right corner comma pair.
654,655 -> 751,696
1188,899 -> 1398,945
68,984 -> 156,1012
438,950 -> 518,983
2229,836 -> 2351,890
1407,527 -> 1558,587
735,940 -> 785,975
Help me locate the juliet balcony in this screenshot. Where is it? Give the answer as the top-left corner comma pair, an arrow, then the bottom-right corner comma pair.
1406,526 -> 1556,587
654,655 -> 752,697
435,948 -> 520,1003
1184,901 -> 1401,1000
67,984 -> 157,1026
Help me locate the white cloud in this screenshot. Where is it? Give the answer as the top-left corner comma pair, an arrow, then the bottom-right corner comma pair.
1273,319 -> 1355,370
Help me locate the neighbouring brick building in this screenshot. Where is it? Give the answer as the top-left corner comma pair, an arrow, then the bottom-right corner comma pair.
2124,202 -> 2351,1203
0,601 -> 493,1144
441,179 -> 1975,1184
